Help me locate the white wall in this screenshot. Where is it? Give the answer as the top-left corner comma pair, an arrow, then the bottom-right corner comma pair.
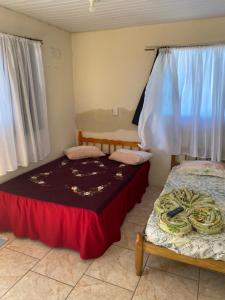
72,16 -> 225,187
0,6 -> 75,183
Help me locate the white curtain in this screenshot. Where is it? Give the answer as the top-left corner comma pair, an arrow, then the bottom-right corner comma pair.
0,33 -> 50,175
138,45 -> 225,161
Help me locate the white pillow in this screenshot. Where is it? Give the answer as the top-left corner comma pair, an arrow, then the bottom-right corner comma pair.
64,145 -> 105,160
109,148 -> 152,165
175,160 -> 225,178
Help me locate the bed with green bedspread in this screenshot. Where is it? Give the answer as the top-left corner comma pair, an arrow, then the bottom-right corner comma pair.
145,167 -> 225,261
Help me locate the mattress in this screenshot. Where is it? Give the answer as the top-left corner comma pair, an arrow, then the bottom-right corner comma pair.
145,168 -> 225,261
0,156 -> 150,259
0,155 -> 145,212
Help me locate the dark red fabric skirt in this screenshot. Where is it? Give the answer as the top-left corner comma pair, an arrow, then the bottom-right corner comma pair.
0,163 -> 149,259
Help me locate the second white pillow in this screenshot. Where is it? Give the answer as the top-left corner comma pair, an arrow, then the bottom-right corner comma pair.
109,148 -> 152,165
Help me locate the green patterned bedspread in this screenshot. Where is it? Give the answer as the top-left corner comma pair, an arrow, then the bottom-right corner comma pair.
145,167 -> 225,261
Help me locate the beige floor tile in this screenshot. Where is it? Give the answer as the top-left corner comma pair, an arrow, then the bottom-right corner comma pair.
7,238 -> 50,259
86,245 -> 147,291
0,232 -> 15,240
138,196 -> 155,210
0,248 -> 38,297
151,186 -> 163,195
114,222 -> 144,250
133,266 -> 198,300
0,232 -> 16,248
125,205 -> 151,226
147,255 -> 199,280
125,186 -> 161,225
119,187 -> 160,248
198,295 -> 223,300
2,271 -> 72,300
140,186 -> 161,206
67,275 -> 132,300
33,248 -> 92,286
198,269 -> 225,300
0,238 -> 8,248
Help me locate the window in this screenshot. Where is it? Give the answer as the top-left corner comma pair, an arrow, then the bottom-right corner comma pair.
0,33 -> 50,176
138,45 -> 225,161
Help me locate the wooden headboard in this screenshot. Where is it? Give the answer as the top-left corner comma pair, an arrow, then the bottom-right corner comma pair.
171,155 -> 179,169
78,131 -> 140,154
171,154 -> 212,169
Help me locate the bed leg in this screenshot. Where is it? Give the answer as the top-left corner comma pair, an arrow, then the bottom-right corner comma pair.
135,232 -> 144,276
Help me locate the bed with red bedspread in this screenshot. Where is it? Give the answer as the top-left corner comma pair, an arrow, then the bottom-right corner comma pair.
0,155 -> 149,259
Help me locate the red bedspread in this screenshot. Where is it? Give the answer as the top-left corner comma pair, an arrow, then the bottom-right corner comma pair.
0,156 -> 150,259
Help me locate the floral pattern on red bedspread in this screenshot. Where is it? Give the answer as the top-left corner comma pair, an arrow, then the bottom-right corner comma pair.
0,156 -> 148,213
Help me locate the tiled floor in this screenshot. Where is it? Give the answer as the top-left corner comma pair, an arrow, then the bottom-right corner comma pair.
0,186 -> 225,300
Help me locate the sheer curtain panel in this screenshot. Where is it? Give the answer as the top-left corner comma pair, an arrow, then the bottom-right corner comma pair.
138,45 -> 225,161
0,33 -> 50,175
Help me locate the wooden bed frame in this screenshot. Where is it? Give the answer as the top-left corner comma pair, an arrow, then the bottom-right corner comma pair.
78,131 -> 140,152
135,154 -> 225,276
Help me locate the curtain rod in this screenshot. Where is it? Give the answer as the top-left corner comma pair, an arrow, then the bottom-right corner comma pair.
145,41 -> 225,51
0,32 -> 43,44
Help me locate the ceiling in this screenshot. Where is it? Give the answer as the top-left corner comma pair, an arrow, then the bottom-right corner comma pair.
1,0 -> 225,33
